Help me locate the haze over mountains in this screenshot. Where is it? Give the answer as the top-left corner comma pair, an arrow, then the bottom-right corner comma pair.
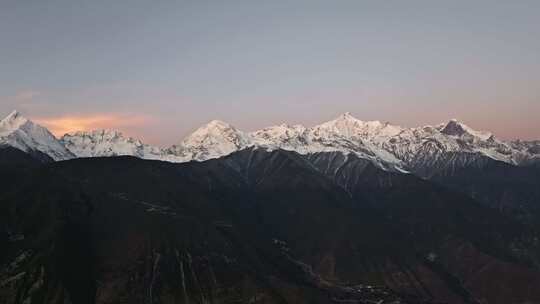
1,110 -> 539,175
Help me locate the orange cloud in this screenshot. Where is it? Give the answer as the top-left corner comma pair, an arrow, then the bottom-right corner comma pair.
34,114 -> 152,137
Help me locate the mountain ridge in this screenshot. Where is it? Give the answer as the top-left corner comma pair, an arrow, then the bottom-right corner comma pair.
2,111 -> 539,174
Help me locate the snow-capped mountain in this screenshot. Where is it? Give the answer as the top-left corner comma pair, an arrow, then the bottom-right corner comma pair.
0,111 -> 73,161
2,110 -> 539,174
251,123 -> 308,150
510,140 -> 540,166
309,112 -> 404,142
61,130 -> 164,160
166,120 -> 252,162
437,119 -> 516,162
303,113 -> 405,170
361,118 -> 536,176
248,113 -> 406,171
163,113 -> 538,172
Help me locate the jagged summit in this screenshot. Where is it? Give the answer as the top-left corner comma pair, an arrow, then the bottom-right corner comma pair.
314,113 -> 369,138
61,129 -> 162,159
440,119 -> 469,136
0,111 -> 73,160
200,119 -> 234,129
438,118 -> 493,140
336,111 -> 357,120
63,129 -> 137,146
333,112 -> 384,124
179,119 -> 248,146
167,119 -> 252,162
0,110 -> 29,136
312,113 -> 402,141
5,110 -> 22,120
67,129 -> 125,137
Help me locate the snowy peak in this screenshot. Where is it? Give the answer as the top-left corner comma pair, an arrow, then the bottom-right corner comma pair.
439,119 -> 466,136
0,110 -> 29,136
180,120 -> 250,148
0,111 -> 73,161
439,119 -> 493,141
251,123 -> 307,148
188,120 -> 240,138
168,120 -> 252,161
61,129 -> 163,159
64,129 -> 143,147
336,112 -> 359,123
312,113 -> 402,141
255,123 -> 307,137
4,110 -> 24,121
312,112 -> 366,139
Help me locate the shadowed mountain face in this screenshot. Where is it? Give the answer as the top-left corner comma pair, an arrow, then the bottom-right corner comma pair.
303,151 -> 540,301
430,159 -> 540,229
1,148 -> 540,304
0,146 -> 50,198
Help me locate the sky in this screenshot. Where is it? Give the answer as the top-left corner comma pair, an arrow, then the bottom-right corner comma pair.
0,0 -> 539,145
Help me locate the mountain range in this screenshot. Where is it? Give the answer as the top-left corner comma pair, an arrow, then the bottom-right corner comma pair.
2,110 -> 540,303
1,110 -> 539,177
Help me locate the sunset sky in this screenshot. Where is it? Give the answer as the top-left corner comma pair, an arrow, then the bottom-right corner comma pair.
1,1 -> 539,145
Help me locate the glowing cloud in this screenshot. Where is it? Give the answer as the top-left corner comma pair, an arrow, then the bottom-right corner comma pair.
34,114 -> 152,137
